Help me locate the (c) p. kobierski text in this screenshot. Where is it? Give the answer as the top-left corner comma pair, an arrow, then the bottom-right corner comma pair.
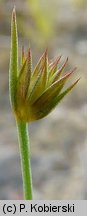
31,203 -> 75,213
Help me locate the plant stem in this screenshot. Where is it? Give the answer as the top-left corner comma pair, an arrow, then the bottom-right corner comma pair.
16,119 -> 33,200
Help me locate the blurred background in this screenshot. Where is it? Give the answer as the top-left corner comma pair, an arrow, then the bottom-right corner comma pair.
0,0 -> 87,199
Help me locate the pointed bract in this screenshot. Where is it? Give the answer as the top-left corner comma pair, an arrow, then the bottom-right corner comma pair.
32,49 -> 47,81
49,56 -> 62,77
21,46 -> 25,65
9,6 -> 18,111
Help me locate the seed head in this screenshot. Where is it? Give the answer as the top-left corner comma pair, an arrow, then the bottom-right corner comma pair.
9,8 -> 79,122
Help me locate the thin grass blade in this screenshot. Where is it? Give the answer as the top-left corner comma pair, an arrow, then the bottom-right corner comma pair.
9,7 -> 18,110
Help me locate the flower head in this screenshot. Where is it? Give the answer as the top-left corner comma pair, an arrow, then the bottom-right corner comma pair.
9,7 -> 79,123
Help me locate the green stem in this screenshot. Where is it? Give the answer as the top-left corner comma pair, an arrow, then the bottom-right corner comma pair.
16,119 -> 33,200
